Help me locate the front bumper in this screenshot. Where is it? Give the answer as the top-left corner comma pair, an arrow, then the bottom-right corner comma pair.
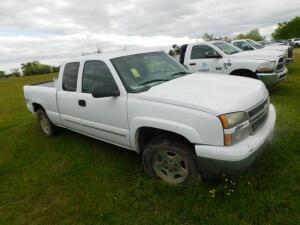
195,104 -> 276,177
257,67 -> 288,87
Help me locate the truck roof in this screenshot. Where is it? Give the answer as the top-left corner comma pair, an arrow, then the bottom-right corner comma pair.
63,49 -> 163,64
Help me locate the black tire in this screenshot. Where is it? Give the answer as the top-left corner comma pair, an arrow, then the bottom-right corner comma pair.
142,136 -> 199,185
295,43 -> 299,48
36,109 -> 56,136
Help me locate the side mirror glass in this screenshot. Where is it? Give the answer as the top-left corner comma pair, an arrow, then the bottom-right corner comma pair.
92,83 -> 120,98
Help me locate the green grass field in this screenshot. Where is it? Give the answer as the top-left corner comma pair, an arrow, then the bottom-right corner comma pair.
0,50 -> 299,225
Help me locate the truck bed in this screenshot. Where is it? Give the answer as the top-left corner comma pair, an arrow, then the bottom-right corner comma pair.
23,80 -> 59,121
32,81 -> 54,87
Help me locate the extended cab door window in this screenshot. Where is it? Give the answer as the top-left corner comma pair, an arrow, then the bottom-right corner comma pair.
233,41 -> 243,49
62,62 -> 80,91
188,45 -> 223,73
82,60 -> 117,93
234,41 -> 254,51
191,45 -> 219,59
57,62 -> 82,131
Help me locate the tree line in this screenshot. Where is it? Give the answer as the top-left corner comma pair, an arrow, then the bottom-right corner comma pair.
272,16 -> 300,40
0,61 -> 60,79
201,28 -> 265,42
202,16 -> 299,42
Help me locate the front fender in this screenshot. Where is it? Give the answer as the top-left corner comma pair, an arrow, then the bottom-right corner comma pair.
130,117 -> 202,152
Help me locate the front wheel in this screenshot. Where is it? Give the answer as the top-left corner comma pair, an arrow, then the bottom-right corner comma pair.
142,136 -> 199,185
37,109 -> 56,136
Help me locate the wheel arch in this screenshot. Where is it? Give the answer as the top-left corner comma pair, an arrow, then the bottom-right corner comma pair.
229,69 -> 258,79
135,126 -> 195,154
32,103 -> 45,113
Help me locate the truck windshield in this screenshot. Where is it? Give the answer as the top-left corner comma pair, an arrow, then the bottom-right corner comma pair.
246,40 -> 264,49
111,52 -> 189,92
212,42 -> 241,55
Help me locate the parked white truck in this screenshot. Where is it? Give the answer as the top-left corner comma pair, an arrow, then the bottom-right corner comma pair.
291,38 -> 300,48
232,39 -> 294,64
170,41 -> 287,87
23,50 -> 276,185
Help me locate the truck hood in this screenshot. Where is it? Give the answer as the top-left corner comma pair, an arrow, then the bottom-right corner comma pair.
137,73 -> 268,116
231,50 -> 283,61
263,45 -> 289,51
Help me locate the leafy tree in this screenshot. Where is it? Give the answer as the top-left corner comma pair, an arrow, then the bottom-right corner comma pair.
0,71 -> 6,79
21,61 -> 52,76
52,66 -> 60,73
11,68 -> 21,77
272,16 -> 300,40
235,29 -> 265,41
202,33 -> 214,41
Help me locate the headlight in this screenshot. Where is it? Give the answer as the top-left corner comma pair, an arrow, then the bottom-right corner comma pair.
219,112 -> 250,146
256,62 -> 275,73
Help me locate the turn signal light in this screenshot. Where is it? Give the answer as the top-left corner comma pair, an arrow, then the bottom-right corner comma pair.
224,134 -> 233,146
219,115 -> 229,129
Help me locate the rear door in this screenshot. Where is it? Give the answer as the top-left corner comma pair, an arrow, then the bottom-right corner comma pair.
185,45 -> 224,74
57,62 -> 84,131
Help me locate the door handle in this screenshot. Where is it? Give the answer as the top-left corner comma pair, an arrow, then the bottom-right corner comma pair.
78,99 -> 86,107
189,63 -> 196,66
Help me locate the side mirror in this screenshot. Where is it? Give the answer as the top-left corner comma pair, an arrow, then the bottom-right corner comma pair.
92,83 -> 120,98
205,52 -> 222,59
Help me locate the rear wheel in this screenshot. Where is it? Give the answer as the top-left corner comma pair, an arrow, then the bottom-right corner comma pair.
37,109 -> 56,136
142,136 -> 199,185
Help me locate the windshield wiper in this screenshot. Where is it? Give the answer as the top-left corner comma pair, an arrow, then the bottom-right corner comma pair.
138,79 -> 169,87
170,71 -> 191,76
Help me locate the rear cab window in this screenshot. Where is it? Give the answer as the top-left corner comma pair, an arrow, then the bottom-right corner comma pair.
62,62 -> 80,91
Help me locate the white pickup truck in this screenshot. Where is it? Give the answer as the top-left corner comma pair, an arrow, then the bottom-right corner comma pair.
291,38 -> 300,48
232,39 -> 294,64
23,50 -> 276,185
170,41 -> 287,87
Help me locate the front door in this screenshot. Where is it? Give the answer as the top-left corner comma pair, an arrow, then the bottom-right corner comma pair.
186,44 -> 224,74
76,60 -> 130,147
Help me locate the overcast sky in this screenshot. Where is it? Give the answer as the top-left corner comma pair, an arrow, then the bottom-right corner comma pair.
1,0 -> 300,73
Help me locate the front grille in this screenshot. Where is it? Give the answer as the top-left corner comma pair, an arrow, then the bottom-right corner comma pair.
277,57 -> 285,72
278,57 -> 284,64
279,73 -> 287,80
248,98 -> 269,134
287,47 -> 293,59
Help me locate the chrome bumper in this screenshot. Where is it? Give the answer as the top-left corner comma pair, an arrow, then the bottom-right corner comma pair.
257,67 -> 288,87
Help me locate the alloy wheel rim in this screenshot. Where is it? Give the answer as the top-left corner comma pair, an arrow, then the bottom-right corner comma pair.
40,115 -> 50,134
153,150 -> 188,184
